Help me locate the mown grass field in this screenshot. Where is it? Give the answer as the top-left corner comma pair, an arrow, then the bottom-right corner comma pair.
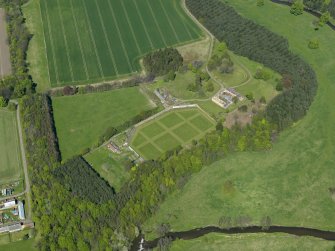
84,147 -> 129,192
131,108 -> 215,160
145,0 -> 335,238
25,0 -> 202,87
53,87 -> 155,160
169,233 -> 335,251
0,109 -> 22,185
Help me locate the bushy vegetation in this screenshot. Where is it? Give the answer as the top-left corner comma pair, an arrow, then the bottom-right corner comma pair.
186,0 -> 317,130
0,0 -> 34,101
53,157 -> 115,204
303,0 -> 335,18
143,48 -> 183,76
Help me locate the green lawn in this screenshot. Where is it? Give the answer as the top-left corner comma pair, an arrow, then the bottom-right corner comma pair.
144,0 -> 335,239
169,233 -> 335,251
0,238 -> 37,251
148,71 -> 220,101
24,0 -> 202,87
0,109 -> 22,185
131,108 -> 215,159
212,52 -> 280,101
84,147 -> 129,191
53,87 -> 155,160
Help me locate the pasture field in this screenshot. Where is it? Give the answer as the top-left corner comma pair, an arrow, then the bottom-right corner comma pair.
170,233 -> 335,251
53,87 -> 155,160
24,0 -> 202,88
0,109 -> 22,185
84,148 -> 129,192
131,108 -> 215,160
144,0 -> 335,237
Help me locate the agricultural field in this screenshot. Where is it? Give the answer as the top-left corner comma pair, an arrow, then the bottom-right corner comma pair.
169,233 -> 335,251
24,0 -> 202,88
0,9 -> 12,78
53,87 -> 156,160
131,108 -> 215,160
145,0 -> 335,237
0,109 -> 22,185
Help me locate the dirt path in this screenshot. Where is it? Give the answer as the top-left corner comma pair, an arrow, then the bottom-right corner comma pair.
0,8 -> 12,77
15,102 -> 32,221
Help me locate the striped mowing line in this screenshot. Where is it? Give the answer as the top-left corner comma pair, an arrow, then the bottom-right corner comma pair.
69,0 -> 89,80
173,0 -> 194,40
137,131 -> 164,153
132,0 -> 155,50
92,0 -> 119,76
79,0 -> 105,79
145,0 -> 168,47
107,0 -> 134,72
43,0 -> 60,85
158,0 -> 181,43
38,0 -> 52,87
120,0 -> 142,55
56,0 -> 75,82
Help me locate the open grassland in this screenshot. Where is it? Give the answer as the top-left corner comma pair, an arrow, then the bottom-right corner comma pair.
53,87 -> 155,160
24,0 -> 202,88
84,148 -> 129,192
169,233 -> 335,251
145,0 -> 335,236
131,108 -> 215,160
0,109 -> 22,185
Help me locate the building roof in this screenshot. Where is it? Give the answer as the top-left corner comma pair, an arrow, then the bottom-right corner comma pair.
18,201 -> 25,220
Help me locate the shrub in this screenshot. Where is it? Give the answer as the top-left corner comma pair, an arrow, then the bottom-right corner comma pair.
308,39 -> 319,49
290,1 -> 304,15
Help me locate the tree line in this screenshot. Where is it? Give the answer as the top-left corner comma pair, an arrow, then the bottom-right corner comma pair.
186,0 -> 318,130
0,0 -> 34,102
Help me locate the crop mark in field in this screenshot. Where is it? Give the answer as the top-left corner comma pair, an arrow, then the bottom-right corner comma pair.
79,0 -> 105,79
56,0 -> 75,82
69,0 -> 89,80
107,0 -> 133,72
145,0 -> 168,47
132,0 -> 155,50
38,0 -> 52,86
158,0 -> 181,43
119,0 -> 142,55
12,114 -> 21,173
92,0 -> 119,76
43,1 -> 60,84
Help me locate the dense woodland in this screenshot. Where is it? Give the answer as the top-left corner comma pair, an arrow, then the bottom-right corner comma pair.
53,157 -> 115,204
0,0 -> 34,101
143,48 -> 183,76
186,0 -> 317,130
